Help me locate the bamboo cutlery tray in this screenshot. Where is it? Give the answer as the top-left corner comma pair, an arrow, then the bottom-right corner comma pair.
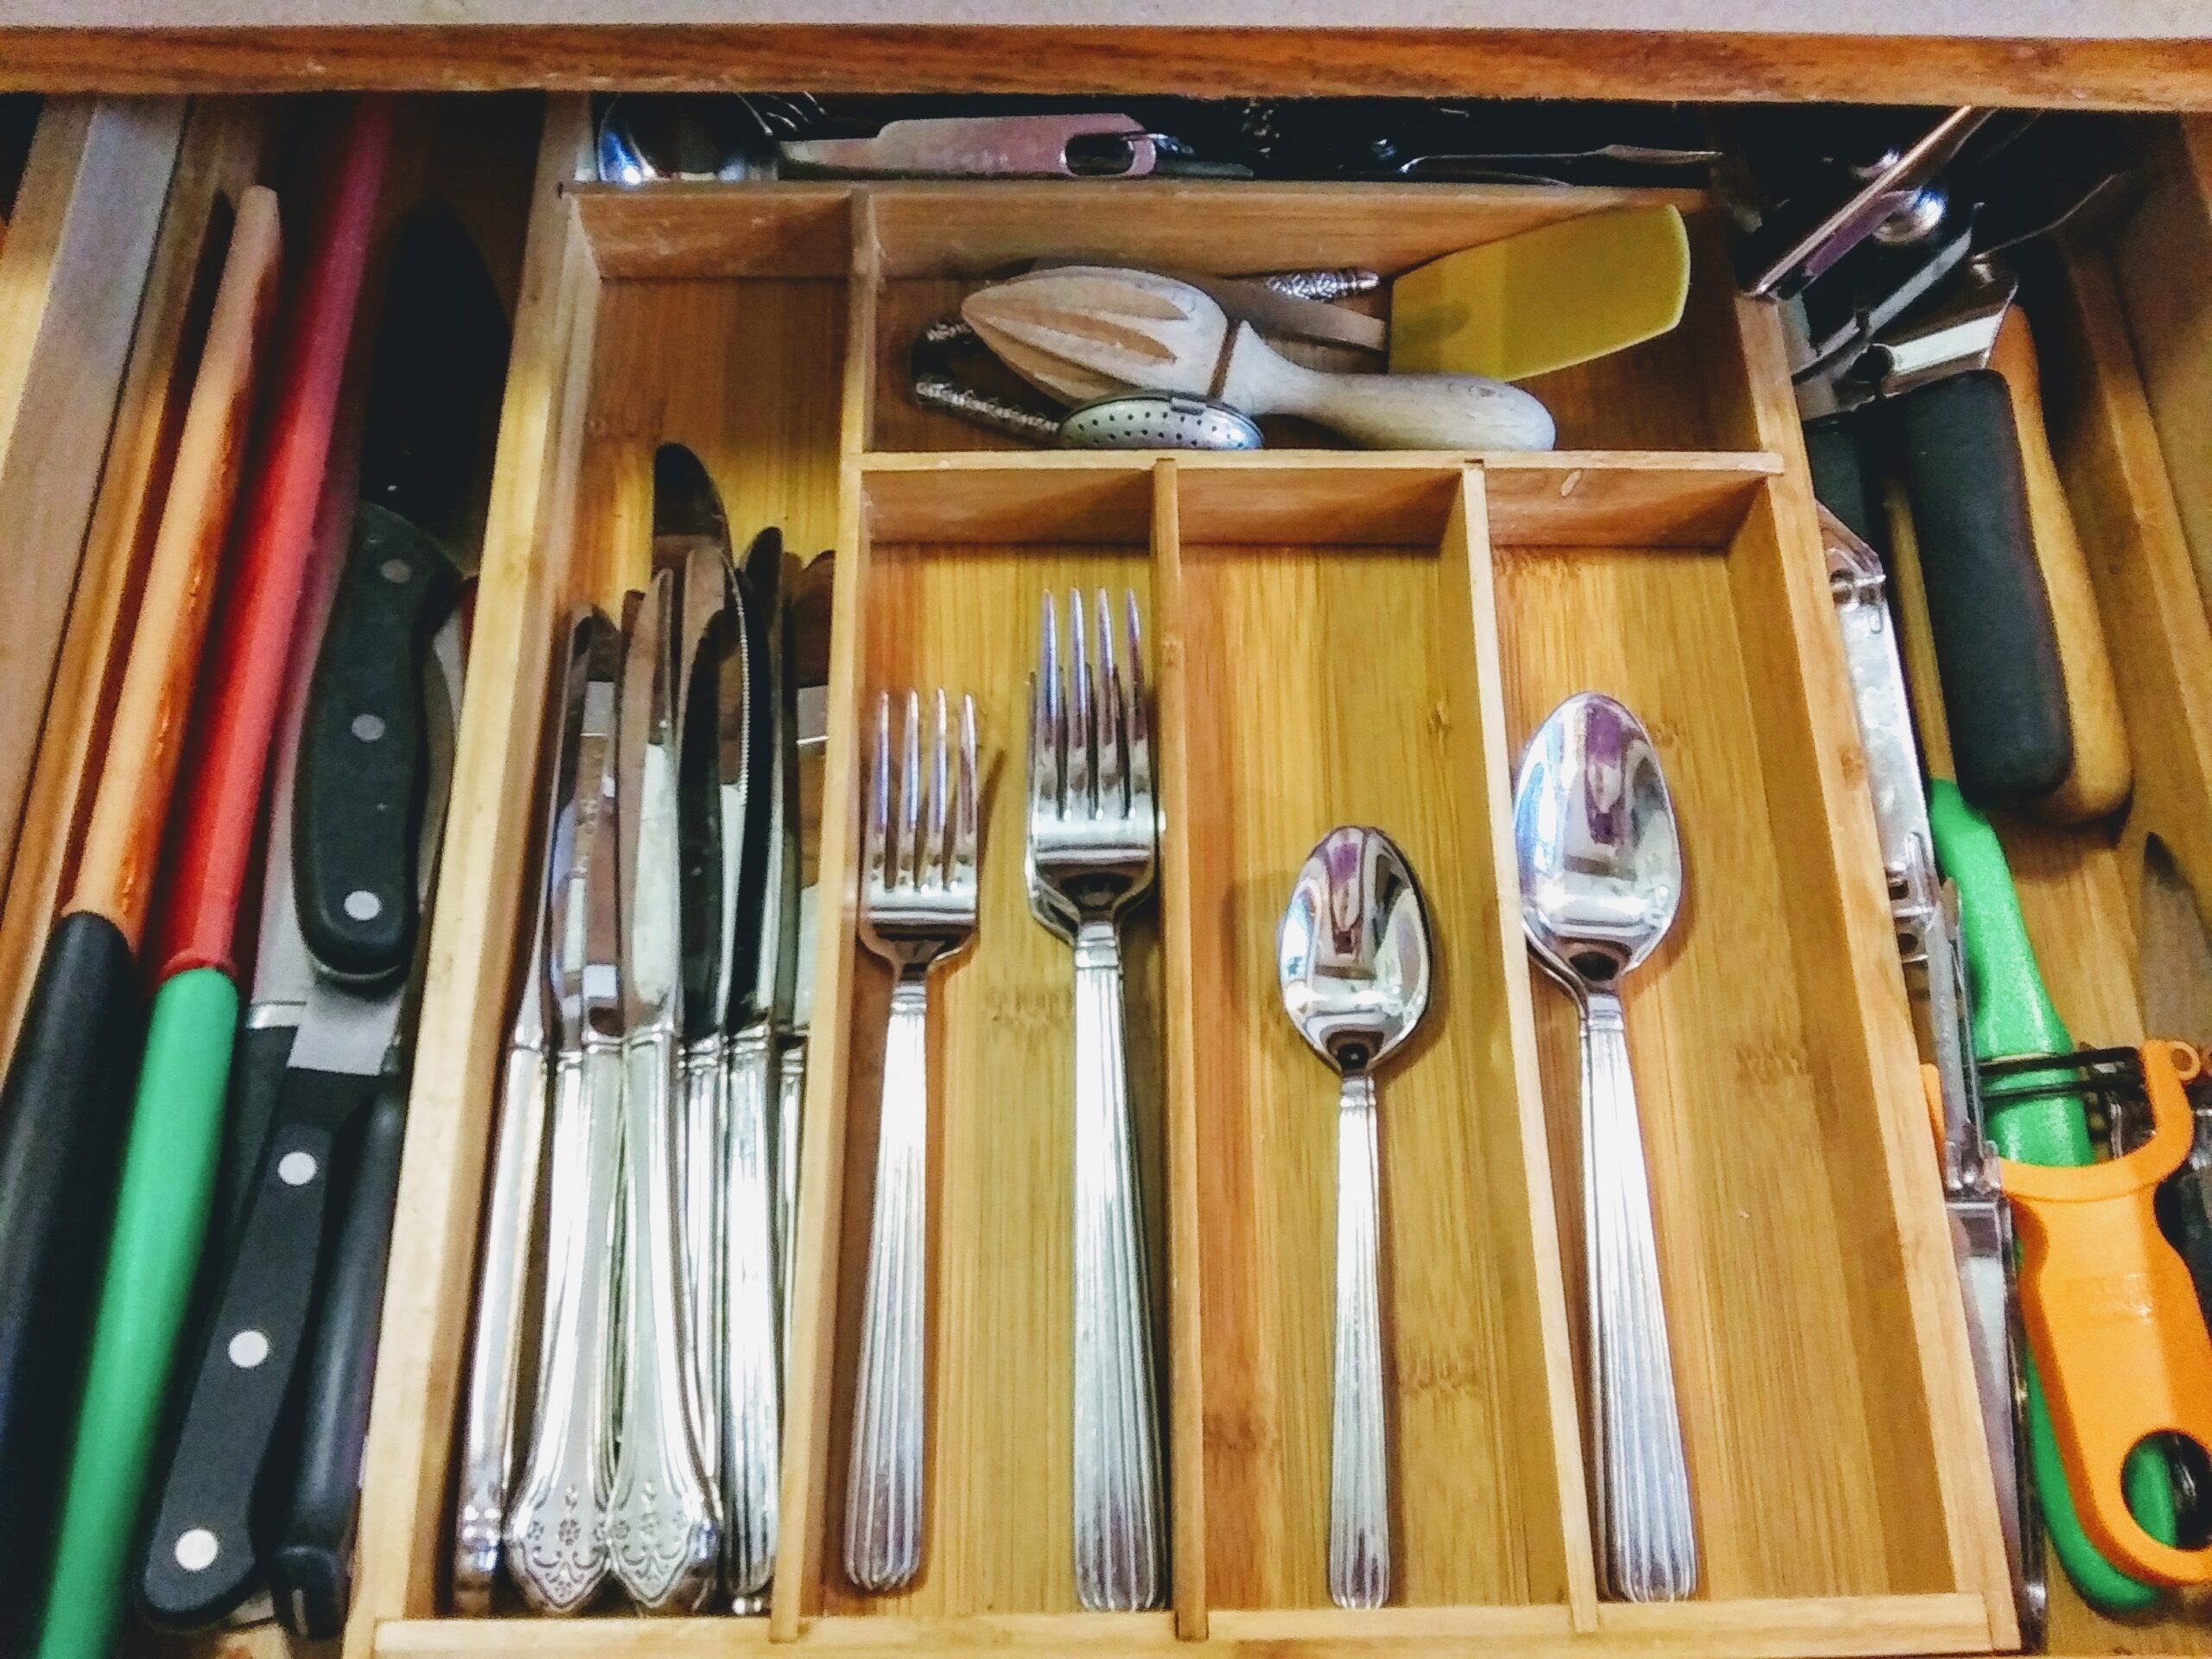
311,98 -> 2023,1659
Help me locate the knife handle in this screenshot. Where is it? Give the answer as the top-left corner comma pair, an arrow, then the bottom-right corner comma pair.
139,1065 -> 378,1630
37,968 -> 238,1659
294,503 -> 457,983
454,1039 -> 550,1613
0,914 -> 140,1642
1889,371 -> 2074,807
1804,412 -> 1888,560
269,1067 -> 410,1639
215,1017 -> 299,1268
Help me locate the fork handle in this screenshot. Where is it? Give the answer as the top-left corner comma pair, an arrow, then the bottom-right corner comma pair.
1071,919 -> 1164,1611
846,974 -> 929,1593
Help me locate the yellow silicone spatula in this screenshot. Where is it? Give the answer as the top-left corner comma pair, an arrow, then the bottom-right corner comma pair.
1389,203 -> 1690,382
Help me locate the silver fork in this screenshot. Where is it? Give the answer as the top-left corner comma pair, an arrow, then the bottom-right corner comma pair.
1028,589 -> 1164,1613
845,688 -> 979,1594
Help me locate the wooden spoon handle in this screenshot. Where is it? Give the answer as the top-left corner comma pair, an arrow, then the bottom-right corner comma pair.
1224,324 -> 1556,450
69,186 -> 282,942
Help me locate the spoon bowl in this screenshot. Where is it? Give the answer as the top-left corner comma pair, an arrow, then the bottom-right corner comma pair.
1277,825 -> 1431,1610
1514,691 -> 1682,991
1279,825 -> 1432,1076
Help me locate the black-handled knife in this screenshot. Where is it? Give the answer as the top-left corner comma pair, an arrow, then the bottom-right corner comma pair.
267,1070 -> 408,1639
140,504 -> 448,1630
1889,368 -> 2072,804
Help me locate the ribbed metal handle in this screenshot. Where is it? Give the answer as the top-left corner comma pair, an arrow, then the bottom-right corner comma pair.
1330,1070 -> 1389,1609
845,975 -> 929,1592
1070,918 -> 1163,1611
608,1027 -> 719,1611
505,1045 -> 622,1614
723,1029 -> 783,1603
680,1039 -> 726,1524
454,1039 -> 550,1612
777,1041 -> 806,1382
1581,988 -> 1697,1602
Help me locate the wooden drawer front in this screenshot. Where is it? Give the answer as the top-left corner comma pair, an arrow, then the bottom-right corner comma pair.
346,96 -> 2015,1659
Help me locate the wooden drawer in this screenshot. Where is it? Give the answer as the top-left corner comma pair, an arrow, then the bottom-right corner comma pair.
0,93 -> 184,985
10,92 -> 2212,1659
342,95 -> 2020,1659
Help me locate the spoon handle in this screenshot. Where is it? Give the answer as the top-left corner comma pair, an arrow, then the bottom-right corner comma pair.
1071,918 -> 1164,1611
1580,988 -> 1698,1601
1331,1071 -> 1390,1608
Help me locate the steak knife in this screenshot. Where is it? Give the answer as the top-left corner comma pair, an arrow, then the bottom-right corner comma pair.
454,608 -> 615,1612
608,571 -> 720,1610
503,625 -> 626,1615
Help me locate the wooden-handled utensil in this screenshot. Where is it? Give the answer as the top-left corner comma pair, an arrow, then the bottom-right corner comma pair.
0,182 -> 280,1641
1989,308 -> 2133,824
33,100 -> 391,1659
963,266 -> 1556,451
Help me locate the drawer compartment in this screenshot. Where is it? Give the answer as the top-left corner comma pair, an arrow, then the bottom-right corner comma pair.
352,96 -> 2015,1659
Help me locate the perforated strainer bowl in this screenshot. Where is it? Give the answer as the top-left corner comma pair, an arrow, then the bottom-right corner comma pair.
1058,391 -> 1263,450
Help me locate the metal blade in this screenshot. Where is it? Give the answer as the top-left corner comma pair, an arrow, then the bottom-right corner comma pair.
357,205 -> 512,566
619,571 -> 682,1031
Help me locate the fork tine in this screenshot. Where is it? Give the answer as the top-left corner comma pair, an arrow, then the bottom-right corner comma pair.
1068,588 -> 1093,817
867,690 -> 891,888
895,687 -> 921,891
1039,591 -> 1065,822
1094,585 -> 1124,815
1125,590 -> 1153,813
927,688 -> 950,887
955,694 -> 979,887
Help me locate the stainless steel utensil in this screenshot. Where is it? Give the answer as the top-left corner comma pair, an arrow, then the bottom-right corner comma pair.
847,689 -> 981,1594
1277,825 -> 1432,1611
1027,590 -> 1165,1612
608,572 -> 720,1611
723,528 -> 801,1608
454,609 -> 612,1613
505,626 -> 626,1616
1513,691 -> 1697,1603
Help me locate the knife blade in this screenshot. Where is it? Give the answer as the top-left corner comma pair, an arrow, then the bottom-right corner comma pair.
454,608 -> 613,1613
608,569 -> 720,1610
28,104 -> 392,1659
504,623 -> 626,1615
0,184 -> 281,1648
722,530 -> 793,1605
776,553 -> 835,1388
139,485 -> 460,1631
652,445 -> 738,1542
269,610 -> 463,1641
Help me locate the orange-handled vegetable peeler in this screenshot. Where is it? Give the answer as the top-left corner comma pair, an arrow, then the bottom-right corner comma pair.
1986,1040 -> 2212,1586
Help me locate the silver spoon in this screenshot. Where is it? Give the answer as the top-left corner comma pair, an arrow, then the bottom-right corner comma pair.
1513,691 -> 1697,1603
1277,825 -> 1432,1610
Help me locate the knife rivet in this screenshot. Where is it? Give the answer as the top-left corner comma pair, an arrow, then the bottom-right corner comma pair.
381,557 -> 412,585
346,889 -> 384,923
353,712 -> 387,743
278,1150 -> 319,1186
228,1329 -> 270,1369
175,1529 -> 219,1572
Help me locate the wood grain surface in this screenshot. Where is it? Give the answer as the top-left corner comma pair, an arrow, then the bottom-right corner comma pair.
1,25 -> 2209,110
